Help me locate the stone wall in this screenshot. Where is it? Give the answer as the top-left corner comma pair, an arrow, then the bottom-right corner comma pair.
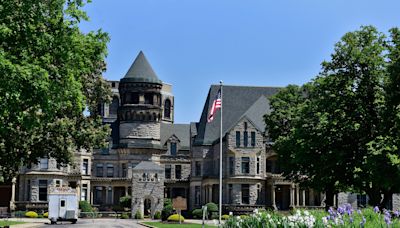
119,122 -> 160,141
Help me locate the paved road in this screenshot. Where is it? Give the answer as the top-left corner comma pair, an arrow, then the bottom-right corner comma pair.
18,219 -> 147,228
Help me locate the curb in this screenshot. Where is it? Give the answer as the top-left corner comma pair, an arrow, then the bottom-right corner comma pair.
138,222 -> 157,228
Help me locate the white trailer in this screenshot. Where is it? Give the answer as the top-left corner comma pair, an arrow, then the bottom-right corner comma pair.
48,186 -> 78,224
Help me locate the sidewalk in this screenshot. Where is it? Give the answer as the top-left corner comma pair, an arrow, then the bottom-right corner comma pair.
2,218 -> 48,227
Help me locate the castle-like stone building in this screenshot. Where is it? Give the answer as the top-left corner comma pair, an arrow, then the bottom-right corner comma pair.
10,52 -> 400,215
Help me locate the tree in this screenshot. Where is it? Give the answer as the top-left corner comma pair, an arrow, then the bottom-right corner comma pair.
0,0 -> 111,180
265,26 -> 399,208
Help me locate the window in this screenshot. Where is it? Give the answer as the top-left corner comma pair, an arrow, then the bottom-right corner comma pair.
164,99 -> 171,119
107,187 -> 112,204
228,184 -> 233,203
241,157 -> 250,174
81,184 -> 88,201
111,82 -> 115,88
107,164 -> 114,177
236,131 -> 241,147
195,186 -> 201,205
244,122 -> 248,130
131,93 -> 139,104
144,93 -> 153,105
82,159 -> 89,175
170,143 -> 177,156
229,157 -> 235,175
256,157 -> 260,174
54,179 -> 62,187
251,132 -> 256,147
96,164 -> 103,177
241,184 -> 250,204
26,180 -> 31,201
109,97 -> 119,116
175,165 -> 182,179
266,160 -> 273,173
95,187 -> 103,204
61,200 -> 65,207
40,158 -> 48,169
69,181 -> 77,189
243,131 -> 248,147
39,180 -> 48,201
165,165 -> 171,179
195,161 -> 201,176
122,163 -> 127,177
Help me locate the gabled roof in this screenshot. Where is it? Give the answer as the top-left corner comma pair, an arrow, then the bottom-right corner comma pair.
121,51 -> 162,84
132,161 -> 163,171
193,85 -> 280,145
160,123 -> 190,150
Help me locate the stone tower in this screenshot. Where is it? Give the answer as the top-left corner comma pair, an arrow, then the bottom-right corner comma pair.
118,51 -> 163,147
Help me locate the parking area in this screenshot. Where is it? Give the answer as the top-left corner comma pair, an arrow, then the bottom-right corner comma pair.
7,218 -> 146,228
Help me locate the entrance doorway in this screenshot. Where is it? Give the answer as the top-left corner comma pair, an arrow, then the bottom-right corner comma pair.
144,198 -> 151,217
275,185 -> 290,210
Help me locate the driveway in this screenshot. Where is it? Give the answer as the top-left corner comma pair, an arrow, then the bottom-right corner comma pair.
9,218 -> 147,228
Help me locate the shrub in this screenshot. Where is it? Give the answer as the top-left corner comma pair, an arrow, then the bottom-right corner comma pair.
121,213 -> 129,219
154,211 -> 161,219
167,214 -> 185,222
164,198 -> 172,207
161,204 -> 173,221
192,208 -> 203,219
119,196 -> 132,208
222,214 -> 230,220
43,212 -> 48,218
37,214 -> 43,218
205,202 -> 218,219
211,212 -> 219,219
25,211 -> 38,218
134,210 -> 143,219
15,211 -> 25,218
79,201 -> 93,212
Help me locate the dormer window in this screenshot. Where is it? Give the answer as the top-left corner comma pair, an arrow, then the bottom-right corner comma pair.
40,158 -> 48,170
170,142 -> 177,156
164,99 -> 171,119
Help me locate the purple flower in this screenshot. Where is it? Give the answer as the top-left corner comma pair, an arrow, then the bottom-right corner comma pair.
384,215 -> 391,225
337,206 -> 345,214
374,206 -> 379,213
360,216 -> 366,226
394,210 -> 399,217
328,207 -> 334,215
357,209 -> 362,214
349,217 -> 354,223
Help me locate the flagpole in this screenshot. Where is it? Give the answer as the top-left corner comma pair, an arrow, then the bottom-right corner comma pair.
219,81 -> 223,226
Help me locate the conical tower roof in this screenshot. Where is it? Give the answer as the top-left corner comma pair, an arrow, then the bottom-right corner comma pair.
121,51 -> 162,84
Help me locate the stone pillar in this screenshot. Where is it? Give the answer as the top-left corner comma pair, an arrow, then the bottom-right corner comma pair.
296,186 -> 299,207
105,186 -> 109,204
90,190 -> 94,205
9,177 -> 16,211
309,189 -> 314,205
302,190 -> 306,206
209,185 -> 213,202
333,194 -> 337,207
290,185 -> 294,208
272,185 -> 277,210
125,186 -> 128,196
111,187 -> 114,205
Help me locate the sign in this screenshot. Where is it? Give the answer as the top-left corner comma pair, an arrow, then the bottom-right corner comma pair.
172,196 -> 187,211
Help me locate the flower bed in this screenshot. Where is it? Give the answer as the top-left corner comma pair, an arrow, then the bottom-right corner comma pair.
223,205 -> 400,227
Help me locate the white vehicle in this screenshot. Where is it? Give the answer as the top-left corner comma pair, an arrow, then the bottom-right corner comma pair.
48,186 -> 78,224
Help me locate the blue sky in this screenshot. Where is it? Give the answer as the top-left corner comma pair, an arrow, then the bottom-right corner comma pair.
80,0 -> 400,124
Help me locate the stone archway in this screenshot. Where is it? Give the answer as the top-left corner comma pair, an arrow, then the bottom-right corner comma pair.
144,198 -> 152,217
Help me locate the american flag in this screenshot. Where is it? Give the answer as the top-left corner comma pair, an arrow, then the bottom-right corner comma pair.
207,89 -> 222,122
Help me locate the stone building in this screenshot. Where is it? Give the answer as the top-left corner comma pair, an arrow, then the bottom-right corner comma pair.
11,51 -> 400,214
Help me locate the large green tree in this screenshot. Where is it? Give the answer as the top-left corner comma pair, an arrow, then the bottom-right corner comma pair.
265,26 -> 400,208
0,0 -> 111,180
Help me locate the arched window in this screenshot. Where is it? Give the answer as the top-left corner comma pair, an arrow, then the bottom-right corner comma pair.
164,99 -> 171,119
109,97 -> 119,116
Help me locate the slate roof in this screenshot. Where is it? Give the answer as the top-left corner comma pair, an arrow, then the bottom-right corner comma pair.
121,51 -> 162,84
160,123 -> 190,150
193,85 -> 281,145
132,161 -> 163,171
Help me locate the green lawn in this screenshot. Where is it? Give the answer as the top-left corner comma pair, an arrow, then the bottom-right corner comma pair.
0,220 -> 26,226
142,222 -> 216,228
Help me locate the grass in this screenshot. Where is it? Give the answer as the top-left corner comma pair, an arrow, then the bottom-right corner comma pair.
0,220 -> 26,226
142,221 -> 216,228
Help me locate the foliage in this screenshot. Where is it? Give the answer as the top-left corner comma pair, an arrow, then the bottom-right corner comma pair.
167,214 -> 185,222
164,198 -> 172,207
192,208 -> 203,219
205,202 -> 218,212
14,211 -> 25,218
119,195 -> 132,208
120,213 -> 129,219
43,212 -> 48,218
162,200 -> 174,221
264,25 -> 400,207
154,211 -> 161,219
221,214 -> 230,220
79,200 -> 93,212
0,0 -> 111,180
0,221 -> 25,226
25,211 -> 38,218
143,222 -> 215,228
135,210 -> 143,219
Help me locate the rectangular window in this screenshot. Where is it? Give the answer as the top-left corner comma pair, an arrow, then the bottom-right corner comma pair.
54,179 -> 62,187
241,184 -> 250,204
40,158 -> 48,169
251,132 -> 256,147
39,180 -> 48,201
241,157 -> 250,174
175,165 -> 182,179
165,165 -> 171,179
82,159 -> 89,175
107,187 -> 112,204
236,131 -> 240,147
195,161 -> 201,176
229,157 -> 235,175
81,184 -> 88,201
122,163 -> 127,177
107,164 -> 114,177
170,143 -> 177,156
95,187 -> 103,204
96,164 -> 103,177
195,186 -> 201,205
256,157 -> 260,174
60,200 -> 65,207
243,131 -> 248,147
228,184 -> 233,203
266,160 -> 273,173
